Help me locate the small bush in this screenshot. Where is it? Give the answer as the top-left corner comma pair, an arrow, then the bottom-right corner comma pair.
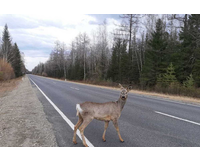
183,74 -> 195,89
154,82 -> 200,98
0,59 -> 15,81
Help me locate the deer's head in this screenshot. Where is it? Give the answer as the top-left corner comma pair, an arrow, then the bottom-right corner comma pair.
119,84 -> 132,101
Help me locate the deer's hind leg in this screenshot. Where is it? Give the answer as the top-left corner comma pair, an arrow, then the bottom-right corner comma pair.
79,117 -> 93,147
102,121 -> 109,142
73,114 -> 83,144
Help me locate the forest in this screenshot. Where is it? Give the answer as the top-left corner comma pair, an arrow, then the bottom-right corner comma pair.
32,14 -> 200,98
0,24 -> 25,81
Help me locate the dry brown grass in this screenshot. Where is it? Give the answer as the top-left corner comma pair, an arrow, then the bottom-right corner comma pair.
128,89 -> 200,105
35,75 -> 200,105
0,77 -> 22,97
0,59 -> 15,81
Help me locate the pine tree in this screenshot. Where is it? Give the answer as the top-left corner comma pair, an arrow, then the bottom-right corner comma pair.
108,39 -> 120,82
140,18 -> 168,87
183,74 -> 195,88
189,15 -> 200,87
179,14 -> 191,82
120,40 -> 129,83
108,39 -> 129,83
193,56 -> 200,87
157,63 -> 178,88
179,14 -> 200,86
12,43 -> 23,77
162,63 -> 177,87
1,24 -> 12,63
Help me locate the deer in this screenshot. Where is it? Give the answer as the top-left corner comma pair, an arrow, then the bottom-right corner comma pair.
72,84 -> 132,147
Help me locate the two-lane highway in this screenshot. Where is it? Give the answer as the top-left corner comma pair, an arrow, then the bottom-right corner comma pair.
28,74 -> 200,147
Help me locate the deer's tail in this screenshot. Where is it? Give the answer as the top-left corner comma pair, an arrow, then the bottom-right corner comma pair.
76,104 -> 83,116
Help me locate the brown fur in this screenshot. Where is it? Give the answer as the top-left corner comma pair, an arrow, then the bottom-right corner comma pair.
73,84 -> 131,147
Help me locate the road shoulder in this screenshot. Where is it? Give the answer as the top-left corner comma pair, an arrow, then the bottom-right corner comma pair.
0,75 -> 57,147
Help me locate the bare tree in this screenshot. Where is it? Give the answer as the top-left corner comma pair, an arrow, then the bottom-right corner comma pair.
82,33 -> 90,81
117,14 -> 142,54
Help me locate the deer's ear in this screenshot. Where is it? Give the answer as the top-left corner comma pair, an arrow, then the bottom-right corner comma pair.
127,85 -> 132,92
119,83 -> 123,90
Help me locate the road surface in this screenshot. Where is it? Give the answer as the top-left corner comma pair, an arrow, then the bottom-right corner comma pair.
28,74 -> 200,147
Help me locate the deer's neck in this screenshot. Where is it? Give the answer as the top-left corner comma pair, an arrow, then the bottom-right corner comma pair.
117,97 -> 127,111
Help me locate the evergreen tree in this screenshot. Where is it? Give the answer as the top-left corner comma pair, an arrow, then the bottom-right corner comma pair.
141,18 -> 168,87
166,19 -> 183,83
179,14 -> 200,86
183,74 -> 195,88
158,62 -> 177,87
179,14 -> 191,82
189,15 -> 200,87
193,55 -> 200,87
108,39 -> 120,82
108,39 -> 129,83
1,24 -> 12,63
12,43 -> 23,77
120,40 -> 129,83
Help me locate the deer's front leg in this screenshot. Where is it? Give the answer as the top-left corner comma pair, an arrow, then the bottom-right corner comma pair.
113,119 -> 124,143
102,121 -> 109,142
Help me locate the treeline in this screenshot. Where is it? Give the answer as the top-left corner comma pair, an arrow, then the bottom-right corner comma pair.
32,14 -> 200,98
0,24 -> 25,81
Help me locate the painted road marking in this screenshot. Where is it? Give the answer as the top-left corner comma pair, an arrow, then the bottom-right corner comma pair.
155,111 -> 200,126
70,87 -> 79,91
29,77 -> 94,147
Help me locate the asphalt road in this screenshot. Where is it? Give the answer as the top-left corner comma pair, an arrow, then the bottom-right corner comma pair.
28,74 -> 200,147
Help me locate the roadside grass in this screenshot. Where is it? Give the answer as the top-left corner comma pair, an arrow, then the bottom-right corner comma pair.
0,77 -> 22,97
32,75 -> 200,105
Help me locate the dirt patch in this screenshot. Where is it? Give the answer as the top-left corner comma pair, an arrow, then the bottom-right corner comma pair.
0,75 -> 57,147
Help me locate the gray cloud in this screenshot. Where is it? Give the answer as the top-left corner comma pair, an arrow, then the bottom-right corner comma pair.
0,14 -> 76,30
0,14 -> 39,29
9,29 -> 55,54
0,14 -> 118,70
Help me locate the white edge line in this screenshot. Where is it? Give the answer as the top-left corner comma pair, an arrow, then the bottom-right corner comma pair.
29,77 -> 94,147
155,111 -> 200,126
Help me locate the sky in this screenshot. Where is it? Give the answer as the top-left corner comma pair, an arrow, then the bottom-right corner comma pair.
0,14 -> 121,71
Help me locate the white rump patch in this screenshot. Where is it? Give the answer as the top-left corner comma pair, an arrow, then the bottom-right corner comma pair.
76,104 -> 83,113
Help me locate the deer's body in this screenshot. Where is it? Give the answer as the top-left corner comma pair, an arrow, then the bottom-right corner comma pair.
73,84 -> 131,147
78,99 -> 125,121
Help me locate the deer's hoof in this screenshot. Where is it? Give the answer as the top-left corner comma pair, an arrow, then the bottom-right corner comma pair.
120,140 -> 124,143
73,141 -> 77,145
84,144 -> 89,147
103,139 -> 106,142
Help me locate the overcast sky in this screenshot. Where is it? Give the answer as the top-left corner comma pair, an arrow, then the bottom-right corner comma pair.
0,14 -> 121,71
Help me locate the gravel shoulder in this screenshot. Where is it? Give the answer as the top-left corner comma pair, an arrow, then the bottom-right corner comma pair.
0,75 -> 57,147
